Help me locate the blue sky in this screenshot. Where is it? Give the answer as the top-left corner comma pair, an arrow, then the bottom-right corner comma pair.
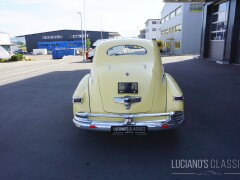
0,0 -> 164,37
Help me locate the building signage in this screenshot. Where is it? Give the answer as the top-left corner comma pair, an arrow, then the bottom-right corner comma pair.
71,34 -> 89,38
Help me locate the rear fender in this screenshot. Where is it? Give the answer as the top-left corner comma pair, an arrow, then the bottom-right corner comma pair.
165,73 -> 184,112
72,74 -> 90,115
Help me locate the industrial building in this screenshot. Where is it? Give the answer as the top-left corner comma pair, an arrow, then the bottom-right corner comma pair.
138,29 -> 146,39
160,3 -> 203,55
145,19 -> 161,40
0,31 -> 11,59
16,30 -> 120,52
200,0 -> 240,64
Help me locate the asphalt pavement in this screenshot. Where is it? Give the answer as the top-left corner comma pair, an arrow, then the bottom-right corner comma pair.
0,56 -> 240,180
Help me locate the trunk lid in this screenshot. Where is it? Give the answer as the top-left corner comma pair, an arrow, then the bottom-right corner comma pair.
97,64 -> 157,113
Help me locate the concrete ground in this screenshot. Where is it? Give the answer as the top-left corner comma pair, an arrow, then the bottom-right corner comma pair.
0,55 -> 240,179
0,55 -> 90,86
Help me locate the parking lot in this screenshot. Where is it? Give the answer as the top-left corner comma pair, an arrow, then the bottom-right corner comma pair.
0,55 -> 240,179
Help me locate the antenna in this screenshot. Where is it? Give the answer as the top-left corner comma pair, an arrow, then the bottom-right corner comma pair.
84,0 -> 87,50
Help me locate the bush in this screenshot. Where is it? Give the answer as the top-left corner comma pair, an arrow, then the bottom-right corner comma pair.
10,54 -> 23,61
0,59 -> 8,62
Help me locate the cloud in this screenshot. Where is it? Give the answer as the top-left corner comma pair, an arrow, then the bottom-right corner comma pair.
1,0 -> 48,5
0,10 -> 29,23
1,0 -> 164,37
1,0 -> 81,10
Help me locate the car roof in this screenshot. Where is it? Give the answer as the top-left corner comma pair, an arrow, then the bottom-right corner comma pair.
97,38 -> 154,47
92,39 -> 108,46
93,38 -> 161,67
92,38 -> 162,76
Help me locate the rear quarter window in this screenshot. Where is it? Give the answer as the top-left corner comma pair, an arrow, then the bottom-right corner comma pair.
107,45 -> 147,56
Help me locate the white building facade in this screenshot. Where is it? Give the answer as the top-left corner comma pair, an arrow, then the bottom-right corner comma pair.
0,31 -> 11,59
145,19 -> 161,40
160,3 -> 203,55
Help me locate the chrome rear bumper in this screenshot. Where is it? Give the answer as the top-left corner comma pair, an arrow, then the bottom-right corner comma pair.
73,111 -> 184,131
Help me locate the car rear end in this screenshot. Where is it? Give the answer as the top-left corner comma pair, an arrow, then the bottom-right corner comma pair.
73,39 -> 184,134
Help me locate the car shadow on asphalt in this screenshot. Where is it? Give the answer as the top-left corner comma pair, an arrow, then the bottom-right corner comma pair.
78,129 -> 182,150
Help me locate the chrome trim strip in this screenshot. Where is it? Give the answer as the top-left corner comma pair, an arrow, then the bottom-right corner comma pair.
75,112 -> 175,119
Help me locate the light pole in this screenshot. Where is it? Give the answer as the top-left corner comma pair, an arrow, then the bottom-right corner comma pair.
84,0 -> 87,51
77,12 -> 85,60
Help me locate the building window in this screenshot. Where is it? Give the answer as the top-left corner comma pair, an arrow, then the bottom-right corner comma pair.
170,11 -> 175,19
161,30 -> 165,35
165,15 -> 169,22
210,1 -> 228,41
175,6 -> 182,16
172,27 -> 175,33
166,29 -> 169,35
213,1 -> 228,13
190,4 -> 203,12
175,24 -> 181,32
152,28 -> 157,31
152,21 -> 157,24
161,29 -> 171,35
175,42 -> 180,49
164,42 -> 170,48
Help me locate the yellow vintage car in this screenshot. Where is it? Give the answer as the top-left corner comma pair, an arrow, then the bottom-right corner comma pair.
72,38 -> 184,135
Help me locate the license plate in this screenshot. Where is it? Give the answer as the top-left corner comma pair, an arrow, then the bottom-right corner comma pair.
111,126 -> 148,135
118,82 -> 138,94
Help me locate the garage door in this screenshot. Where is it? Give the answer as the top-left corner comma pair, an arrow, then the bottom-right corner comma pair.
209,41 -> 224,59
209,1 -> 228,60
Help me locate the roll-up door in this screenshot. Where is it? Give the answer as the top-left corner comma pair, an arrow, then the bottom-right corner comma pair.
208,1 -> 228,60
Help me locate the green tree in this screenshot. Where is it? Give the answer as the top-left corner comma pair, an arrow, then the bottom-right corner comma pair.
16,41 -> 26,48
16,41 -> 26,51
86,39 -> 91,50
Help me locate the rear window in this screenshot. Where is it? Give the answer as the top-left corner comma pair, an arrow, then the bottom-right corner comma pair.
107,45 -> 147,56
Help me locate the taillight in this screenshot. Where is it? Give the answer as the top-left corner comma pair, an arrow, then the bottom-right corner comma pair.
162,124 -> 168,129
90,125 -> 96,129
